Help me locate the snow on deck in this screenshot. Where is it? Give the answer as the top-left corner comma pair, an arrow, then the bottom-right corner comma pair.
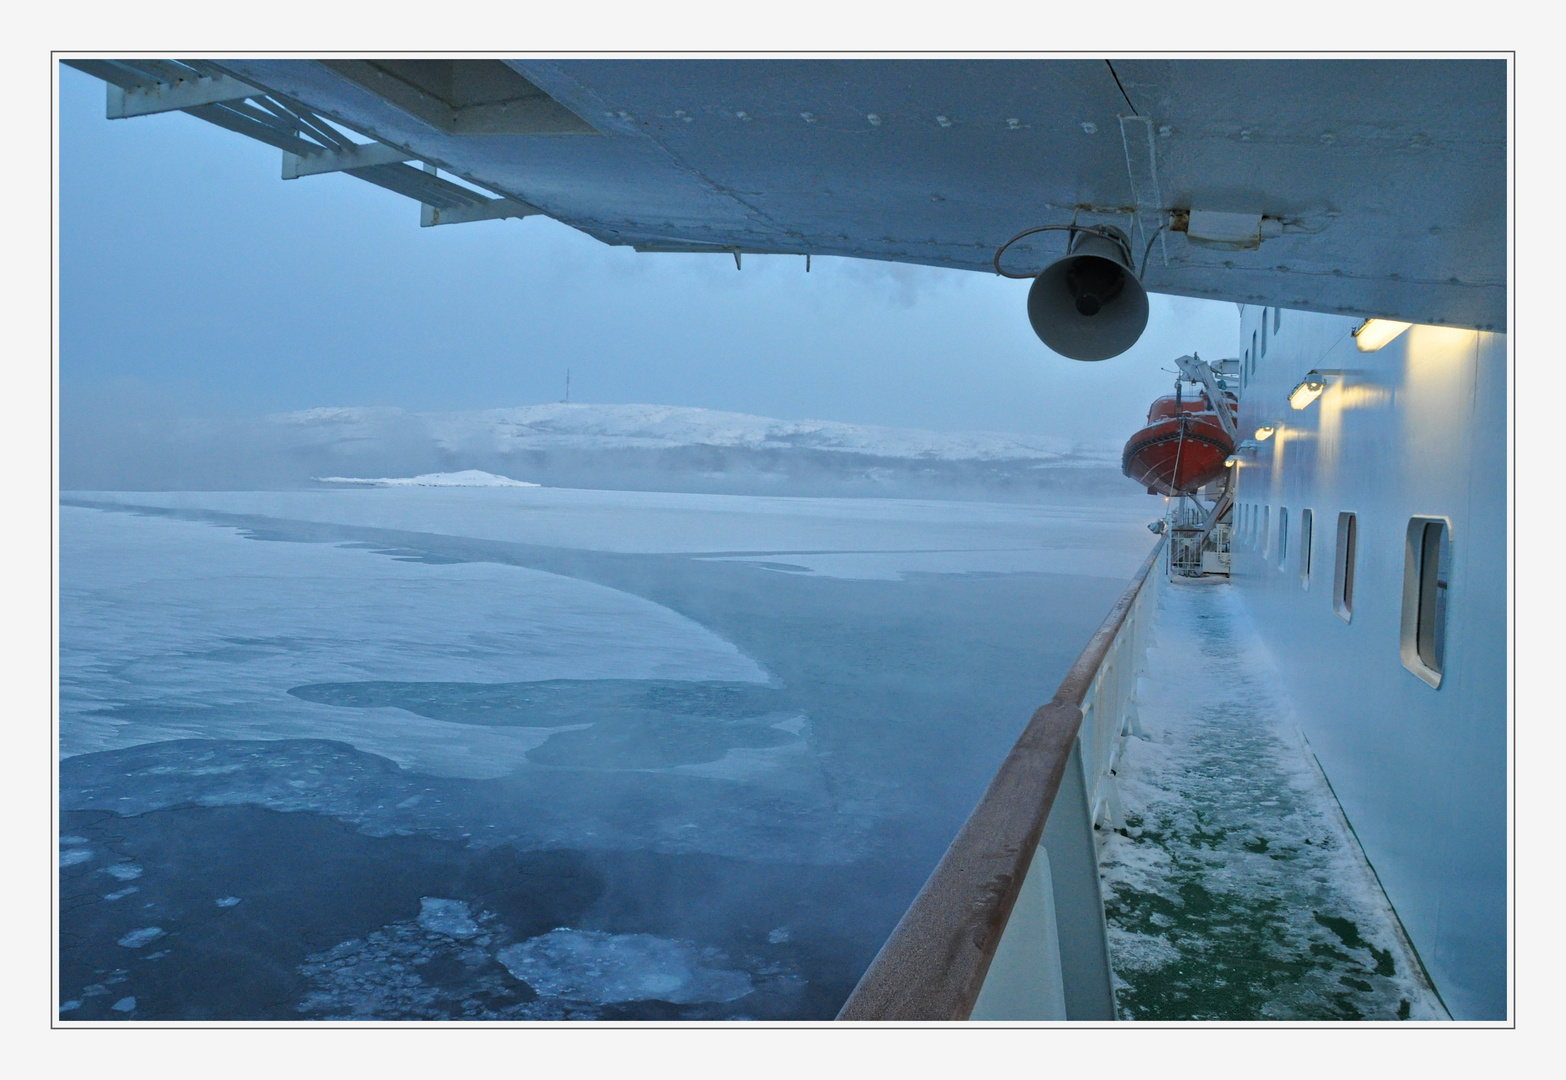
1098,579 -> 1448,1021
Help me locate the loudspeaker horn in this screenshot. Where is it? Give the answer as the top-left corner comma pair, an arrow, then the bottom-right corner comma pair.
1026,226 -> 1149,361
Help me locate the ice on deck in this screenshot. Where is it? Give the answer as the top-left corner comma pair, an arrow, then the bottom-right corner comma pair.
1098,579 -> 1448,1021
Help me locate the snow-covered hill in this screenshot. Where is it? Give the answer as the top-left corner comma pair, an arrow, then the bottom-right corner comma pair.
274,402 -> 1116,466
61,401 -> 1127,496
314,470 -> 540,488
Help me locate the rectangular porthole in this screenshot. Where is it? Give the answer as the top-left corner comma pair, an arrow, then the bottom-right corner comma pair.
1400,517 -> 1452,688
1274,306 -> 1282,333
1261,312 -> 1269,357
1261,506 -> 1271,557
1277,508 -> 1289,569
1299,509 -> 1314,587
1333,513 -> 1357,622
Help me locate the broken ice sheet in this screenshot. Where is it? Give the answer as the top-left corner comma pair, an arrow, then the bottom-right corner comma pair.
417,897 -> 478,939
117,927 -> 165,949
496,929 -> 753,1005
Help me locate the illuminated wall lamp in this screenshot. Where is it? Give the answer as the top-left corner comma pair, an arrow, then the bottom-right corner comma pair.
1254,423 -> 1277,441
1288,371 -> 1327,410
1224,455 -> 1239,468
1352,318 -> 1412,352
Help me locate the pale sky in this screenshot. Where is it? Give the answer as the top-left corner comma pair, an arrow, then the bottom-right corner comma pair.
58,63 -> 1239,450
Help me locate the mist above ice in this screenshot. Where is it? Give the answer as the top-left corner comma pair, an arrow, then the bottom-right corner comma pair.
60,399 -> 1141,497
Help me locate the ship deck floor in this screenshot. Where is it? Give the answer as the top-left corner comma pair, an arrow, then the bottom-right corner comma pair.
1096,577 -> 1449,1021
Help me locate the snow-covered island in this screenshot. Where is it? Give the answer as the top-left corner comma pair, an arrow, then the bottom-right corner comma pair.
313,470 -> 540,488
62,402 -> 1127,498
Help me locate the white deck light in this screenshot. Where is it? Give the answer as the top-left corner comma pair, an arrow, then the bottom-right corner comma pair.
1353,319 -> 1412,352
1289,371 -> 1327,410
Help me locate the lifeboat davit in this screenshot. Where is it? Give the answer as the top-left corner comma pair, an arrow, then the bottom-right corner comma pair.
1122,388 -> 1237,496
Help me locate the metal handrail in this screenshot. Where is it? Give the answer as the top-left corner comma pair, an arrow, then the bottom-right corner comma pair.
836,536 -> 1166,1021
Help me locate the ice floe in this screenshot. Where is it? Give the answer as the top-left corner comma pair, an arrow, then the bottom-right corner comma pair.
417,898 -> 478,939
59,505 -> 769,776
103,863 -> 143,881
117,927 -> 164,949
215,896 -> 241,907
59,848 -> 93,867
297,905 -> 546,1020
110,997 -> 136,1012
297,906 -> 788,1020
69,486 -> 1155,579
496,929 -> 753,1005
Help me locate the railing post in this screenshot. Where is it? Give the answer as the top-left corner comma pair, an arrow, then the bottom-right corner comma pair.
970,847 -> 1067,1020
1041,738 -> 1117,1020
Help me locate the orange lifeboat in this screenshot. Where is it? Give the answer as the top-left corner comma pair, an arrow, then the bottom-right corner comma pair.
1122,387 -> 1237,496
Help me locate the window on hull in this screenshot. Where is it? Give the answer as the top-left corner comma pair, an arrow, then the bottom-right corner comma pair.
1400,518 -> 1452,688
1333,513 -> 1357,622
1299,509 -> 1314,588
1277,508 -> 1289,570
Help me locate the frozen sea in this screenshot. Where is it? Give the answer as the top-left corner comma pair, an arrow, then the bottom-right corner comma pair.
59,485 -> 1157,1021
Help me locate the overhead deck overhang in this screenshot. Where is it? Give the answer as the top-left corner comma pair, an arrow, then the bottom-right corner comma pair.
69,58 -> 1508,332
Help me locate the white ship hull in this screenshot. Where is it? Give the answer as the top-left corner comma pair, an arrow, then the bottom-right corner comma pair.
1230,310 -> 1508,1020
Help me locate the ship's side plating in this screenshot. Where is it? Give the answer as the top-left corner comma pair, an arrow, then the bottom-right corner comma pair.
1230,307 -> 1507,1020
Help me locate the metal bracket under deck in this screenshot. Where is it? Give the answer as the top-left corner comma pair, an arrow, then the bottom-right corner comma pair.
63,58 -> 545,229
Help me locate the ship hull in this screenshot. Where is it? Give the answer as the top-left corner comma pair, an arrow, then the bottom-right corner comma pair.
1231,310 -> 1507,1020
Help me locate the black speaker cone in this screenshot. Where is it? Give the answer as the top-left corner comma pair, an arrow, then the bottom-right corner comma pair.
1065,256 -> 1126,317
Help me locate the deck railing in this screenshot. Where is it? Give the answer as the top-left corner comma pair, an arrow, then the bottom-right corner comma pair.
836,537 -> 1166,1021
